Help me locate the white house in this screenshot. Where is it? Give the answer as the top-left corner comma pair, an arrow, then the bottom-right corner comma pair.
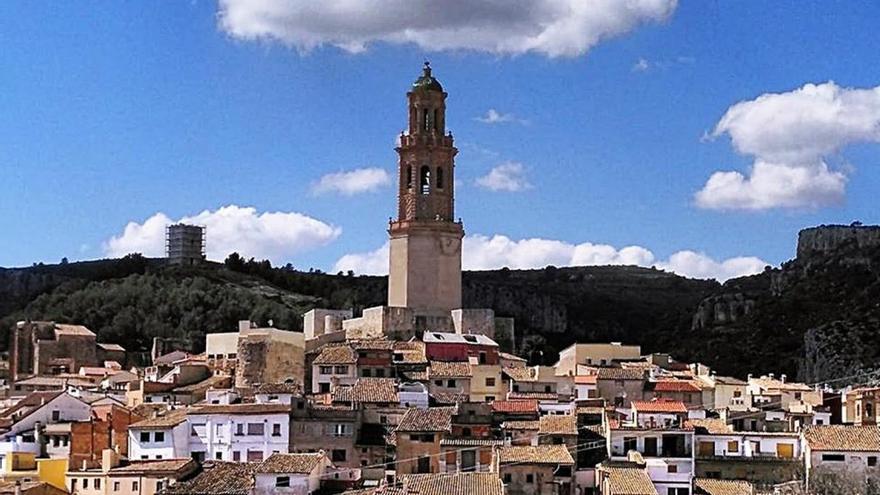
253,452 -> 332,495
128,409 -> 190,461
188,402 -> 291,463
0,391 -> 91,469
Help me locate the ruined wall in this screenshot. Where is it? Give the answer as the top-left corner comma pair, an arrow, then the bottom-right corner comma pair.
235,333 -> 304,388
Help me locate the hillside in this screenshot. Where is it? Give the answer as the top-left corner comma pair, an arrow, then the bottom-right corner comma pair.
2,225 -> 879,384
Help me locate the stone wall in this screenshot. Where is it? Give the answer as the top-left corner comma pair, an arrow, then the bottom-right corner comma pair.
235,332 -> 305,388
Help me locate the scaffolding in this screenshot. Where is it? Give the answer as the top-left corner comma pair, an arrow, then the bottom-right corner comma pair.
165,223 -> 206,265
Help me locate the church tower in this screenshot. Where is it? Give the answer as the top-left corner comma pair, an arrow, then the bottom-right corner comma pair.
387,63 -> 464,312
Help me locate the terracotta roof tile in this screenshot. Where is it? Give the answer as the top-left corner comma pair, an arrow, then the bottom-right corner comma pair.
430,392 -> 469,405
649,380 -> 702,393
575,375 -> 598,385
497,445 -> 574,465
690,418 -> 733,435
803,425 -> 880,452
188,404 -> 291,415
163,461 -> 257,495
539,414 -> 577,435
396,407 -> 455,432
313,345 -> 357,365
597,368 -> 645,381
694,478 -> 753,495
110,458 -> 194,474
502,367 -> 536,382
508,392 -> 557,401
54,324 -> 95,337
255,453 -> 325,474
503,420 -> 539,430
255,382 -> 301,395
632,399 -> 687,414
601,464 -> 657,495
429,361 -> 472,378
130,409 -> 188,429
333,378 -> 399,404
492,400 -> 538,414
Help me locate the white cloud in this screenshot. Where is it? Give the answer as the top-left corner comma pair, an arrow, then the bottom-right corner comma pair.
475,162 -> 532,192
104,205 -> 341,264
217,0 -> 678,58
334,233 -> 768,282
632,58 -> 650,72
696,81 -> 880,210
475,109 -> 527,125
311,167 -> 391,196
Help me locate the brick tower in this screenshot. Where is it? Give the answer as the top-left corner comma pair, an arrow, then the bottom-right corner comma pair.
387,62 -> 464,312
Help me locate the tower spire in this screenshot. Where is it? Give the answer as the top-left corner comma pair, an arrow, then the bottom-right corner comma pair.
387,64 -> 463,312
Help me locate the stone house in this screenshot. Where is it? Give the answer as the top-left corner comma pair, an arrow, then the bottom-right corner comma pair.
289,398 -> 359,469
11,322 -> 125,381
394,407 -> 455,475
802,425 -> 880,491
497,445 -> 574,495
470,364 -> 504,403
554,343 -> 642,377
644,380 -> 703,408
423,332 -> 499,364
427,361 -> 471,403
311,345 -> 357,394
596,459 -> 657,495
596,368 -> 646,408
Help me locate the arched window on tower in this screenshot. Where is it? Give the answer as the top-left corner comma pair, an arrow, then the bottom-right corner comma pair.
420,166 -> 431,195
406,165 -> 413,189
436,167 -> 444,189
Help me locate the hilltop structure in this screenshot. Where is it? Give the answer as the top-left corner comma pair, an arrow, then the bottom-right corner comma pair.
165,223 -> 205,266
304,63 -> 514,347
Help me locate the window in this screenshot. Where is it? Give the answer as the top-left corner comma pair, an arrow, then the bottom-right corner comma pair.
462,427 -> 472,437
83,479 -> 89,489
822,454 -> 846,462
335,365 -> 348,374
417,456 -> 430,474
727,441 -> 739,453
544,385 -> 552,393
436,167 -> 444,189
216,452 -> 223,460
140,432 -> 150,442
406,166 -> 413,189
51,410 -> 60,421
419,434 -> 435,442
434,380 -> 443,387
247,423 -> 265,436
794,392 -> 802,400
420,166 -> 431,195
333,424 -> 351,437
447,379 -> 456,388
71,480 -> 77,491
362,369 -> 372,377
485,396 -> 495,402
233,451 -> 241,462
733,390 -> 742,398
154,431 -> 165,442
486,377 -> 496,387
332,449 -> 347,462
668,489 -> 688,495
113,482 -> 120,491
376,368 -> 386,378
503,473 -> 512,483
869,456 -> 878,467
478,351 -> 486,364
667,464 -> 678,473
644,437 -> 658,457
228,353 -> 237,359
319,383 -> 331,393
235,423 -> 244,436
526,474 -> 534,483
276,476 -> 290,487
156,481 -> 164,492
156,455 -> 163,460
95,479 -> 101,490
272,424 -> 282,437
319,366 -> 333,375
247,450 -> 263,462
623,437 -> 637,453
132,482 -> 139,491
869,403 -> 875,417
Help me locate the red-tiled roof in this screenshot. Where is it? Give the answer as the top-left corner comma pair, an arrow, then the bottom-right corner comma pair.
492,399 -> 538,414
650,380 -> 701,393
632,399 -> 687,414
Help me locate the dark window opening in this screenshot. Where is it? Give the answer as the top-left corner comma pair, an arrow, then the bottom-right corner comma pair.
420,166 -> 431,194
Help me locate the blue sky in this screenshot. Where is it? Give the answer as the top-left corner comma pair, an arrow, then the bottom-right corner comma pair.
1,1 -> 878,280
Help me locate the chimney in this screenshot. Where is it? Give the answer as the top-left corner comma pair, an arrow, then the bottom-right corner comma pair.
747,373 -> 753,381
781,374 -> 787,383
102,448 -> 120,473
13,481 -> 21,495
768,373 -> 775,380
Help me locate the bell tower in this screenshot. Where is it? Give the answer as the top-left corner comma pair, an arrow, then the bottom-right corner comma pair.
387,62 -> 464,312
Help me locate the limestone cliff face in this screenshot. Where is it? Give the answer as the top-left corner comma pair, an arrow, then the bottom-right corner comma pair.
797,224 -> 880,261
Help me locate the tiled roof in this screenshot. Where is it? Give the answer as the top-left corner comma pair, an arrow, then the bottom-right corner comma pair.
396,407 -> 455,432
401,370 -> 429,381
314,344 -> 357,365
576,406 -> 605,415
499,352 -> 527,363
601,464 -> 657,495
188,403 -> 291,415
333,378 -> 399,404
431,392 -> 469,405
694,478 -> 753,495
256,382 -> 301,395
497,445 -> 574,465
597,368 -> 645,381
502,367 -> 536,382
750,377 -> 811,392
690,418 -> 733,435
97,342 -> 126,352
713,376 -> 747,386
649,380 -> 702,393
0,391 -> 63,419
508,392 -> 557,401
130,408 -> 188,429
632,399 -> 687,414
110,458 -> 194,474
255,453 -> 325,474
503,420 -> 539,430
352,340 -> 396,351
394,341 -> 428,364
163,461 -> 256,495
539,414 -> 577,435
429,361 -> 472,378
803,425 -> 880,452
398,473 -> 504,495
54,324 -> 95,336
492,400 -> 538,414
